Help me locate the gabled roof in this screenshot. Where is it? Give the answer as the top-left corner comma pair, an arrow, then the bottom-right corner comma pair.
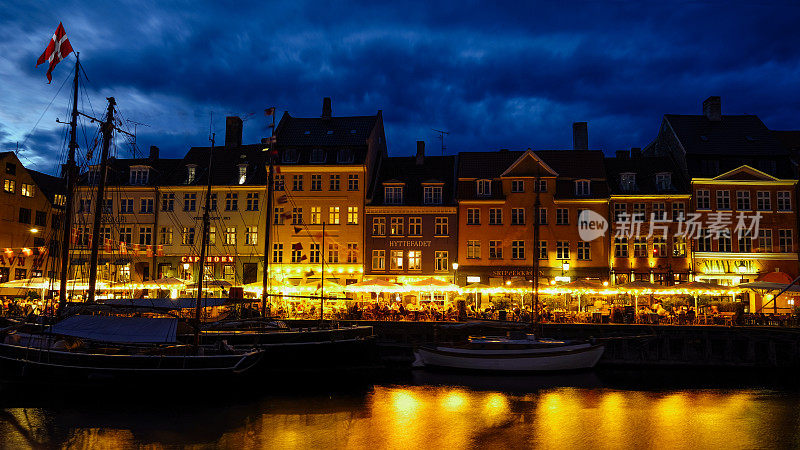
457,150 -> 608,200
664,114 -> 788,156
369,155 -> 457,206
28,169 -> 65,204
605,154 -> 690,195
272,111 -> 382,166
710,165 -> 780,181
164,144 -> 267,186
81,156 -> 182,186
772,130 -> 800,152
500,150 -> 558,178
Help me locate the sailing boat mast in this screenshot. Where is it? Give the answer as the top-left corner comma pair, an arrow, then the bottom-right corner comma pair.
57,54 -> 80,314
261,111 -> 276,316
532,160 -> 541,326
194,133 -> 215,347
86,97 -> 116,304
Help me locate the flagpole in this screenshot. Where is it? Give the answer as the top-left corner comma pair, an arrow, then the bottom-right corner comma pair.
58,53 -> 79,315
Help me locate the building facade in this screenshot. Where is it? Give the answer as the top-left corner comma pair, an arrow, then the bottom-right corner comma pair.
456,130 -> 611,286
0,152 -> 64,283
605,149 -> 692,285
365,142 -> 458,284
646,96 -> 800,311
267,98 -> 386,286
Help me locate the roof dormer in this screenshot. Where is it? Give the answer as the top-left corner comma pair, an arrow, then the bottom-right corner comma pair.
476,179 -> 492,197
185,164 -> 197,184
383,181 -> 405,205
129,165 -> 150,185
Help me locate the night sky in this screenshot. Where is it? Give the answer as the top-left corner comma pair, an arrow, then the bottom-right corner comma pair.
2,1 -> 799,174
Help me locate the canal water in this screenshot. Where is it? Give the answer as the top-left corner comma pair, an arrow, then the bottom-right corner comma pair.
1,369 -> 799,448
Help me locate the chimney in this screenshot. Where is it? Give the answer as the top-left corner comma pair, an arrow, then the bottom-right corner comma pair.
149,145 -> 159,161
572,122 -> 588,151
615,150 -> 629,159
322,97 -> 332,119
630,147 -> 642,159
225,116 -> 243,148
416,141 -> 425,165
703,96 -> 721,121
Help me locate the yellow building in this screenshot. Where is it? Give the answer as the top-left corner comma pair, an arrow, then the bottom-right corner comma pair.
269,98 -> 386,286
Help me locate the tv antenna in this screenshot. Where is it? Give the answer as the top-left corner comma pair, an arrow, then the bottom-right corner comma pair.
432,129 -> 449,156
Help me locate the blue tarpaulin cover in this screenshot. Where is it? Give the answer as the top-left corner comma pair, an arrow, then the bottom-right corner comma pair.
51,315 -> 178,343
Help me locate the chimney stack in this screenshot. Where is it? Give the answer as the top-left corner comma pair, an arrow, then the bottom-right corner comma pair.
225,116 -> 243,148
416,141 -> 425,165
572,122 -> 588,151
703,96 -> 721,121
615,150 -> 629,159
149,145 -> 159,161
630,147 -> 642,159
322,97 -> 332,119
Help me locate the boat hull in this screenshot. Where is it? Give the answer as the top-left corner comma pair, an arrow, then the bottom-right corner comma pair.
414,343 -> 605,372
0,343 -> 263,381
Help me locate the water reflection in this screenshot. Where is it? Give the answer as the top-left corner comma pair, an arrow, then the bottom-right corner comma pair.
1,375 -> 800,448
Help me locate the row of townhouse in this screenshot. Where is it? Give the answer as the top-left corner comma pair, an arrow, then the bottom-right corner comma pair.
12,96 -> 797,310
363,98 -> 800,309
70,99 -> 386,288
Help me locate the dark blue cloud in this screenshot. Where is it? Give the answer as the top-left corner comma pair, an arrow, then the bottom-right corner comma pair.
2,0 -> 800,173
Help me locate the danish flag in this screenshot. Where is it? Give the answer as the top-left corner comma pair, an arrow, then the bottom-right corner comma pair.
36,23 -> 73,83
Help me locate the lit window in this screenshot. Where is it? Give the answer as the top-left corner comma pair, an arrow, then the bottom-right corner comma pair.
408,250 -> 421,270
467,240 -> 480,259
329,206 -> 340,224
225,227 -> 236,245
347,206 -> 358,225
186,166 -> 196,184
372,250 -> 385,270
390,250 -> 404,270
310,206 -> 322,224
245,226 -> 257,245
390,217 -> 404,236
20,184 -> 33,197
434,251 -> 448,272
238,165 -> 247,184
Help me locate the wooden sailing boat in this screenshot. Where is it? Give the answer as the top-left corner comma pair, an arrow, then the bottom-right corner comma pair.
0,58 -> 264,381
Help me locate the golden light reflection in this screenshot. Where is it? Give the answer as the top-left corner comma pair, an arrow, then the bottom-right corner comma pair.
0,386 -> 778,449
391,390 -> 420,418
441,391 -> 467,412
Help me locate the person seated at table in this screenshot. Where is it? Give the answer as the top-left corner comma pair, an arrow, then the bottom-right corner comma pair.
655,303 -> 668,317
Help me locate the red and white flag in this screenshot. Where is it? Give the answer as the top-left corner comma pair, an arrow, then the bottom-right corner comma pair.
36,22 -> 73,83
264,107 -> 275,116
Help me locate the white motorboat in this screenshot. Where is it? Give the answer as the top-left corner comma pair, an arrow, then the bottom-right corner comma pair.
413,334 -> 604,372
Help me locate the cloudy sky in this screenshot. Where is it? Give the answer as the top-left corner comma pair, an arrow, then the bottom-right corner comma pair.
2,1 -> 799,174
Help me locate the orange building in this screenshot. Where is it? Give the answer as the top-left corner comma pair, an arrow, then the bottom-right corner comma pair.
456,146 -> 610,286
0,152 -> 65,283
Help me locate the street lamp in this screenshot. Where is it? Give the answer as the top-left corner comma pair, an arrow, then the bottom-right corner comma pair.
451,262 -> 459,285
30,228 -> 39,234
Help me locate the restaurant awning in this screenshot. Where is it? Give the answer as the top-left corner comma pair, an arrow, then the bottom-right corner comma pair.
344,279 -> 403,293
408,278 -> 460,292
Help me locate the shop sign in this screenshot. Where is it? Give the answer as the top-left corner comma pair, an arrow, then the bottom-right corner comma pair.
700,259 -> 755,274
489,268 -> 535,277
180,255 -> 235,263
389,240 -> 432,248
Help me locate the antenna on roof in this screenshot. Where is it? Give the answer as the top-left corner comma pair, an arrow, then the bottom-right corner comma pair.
432,129 -> 449,156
